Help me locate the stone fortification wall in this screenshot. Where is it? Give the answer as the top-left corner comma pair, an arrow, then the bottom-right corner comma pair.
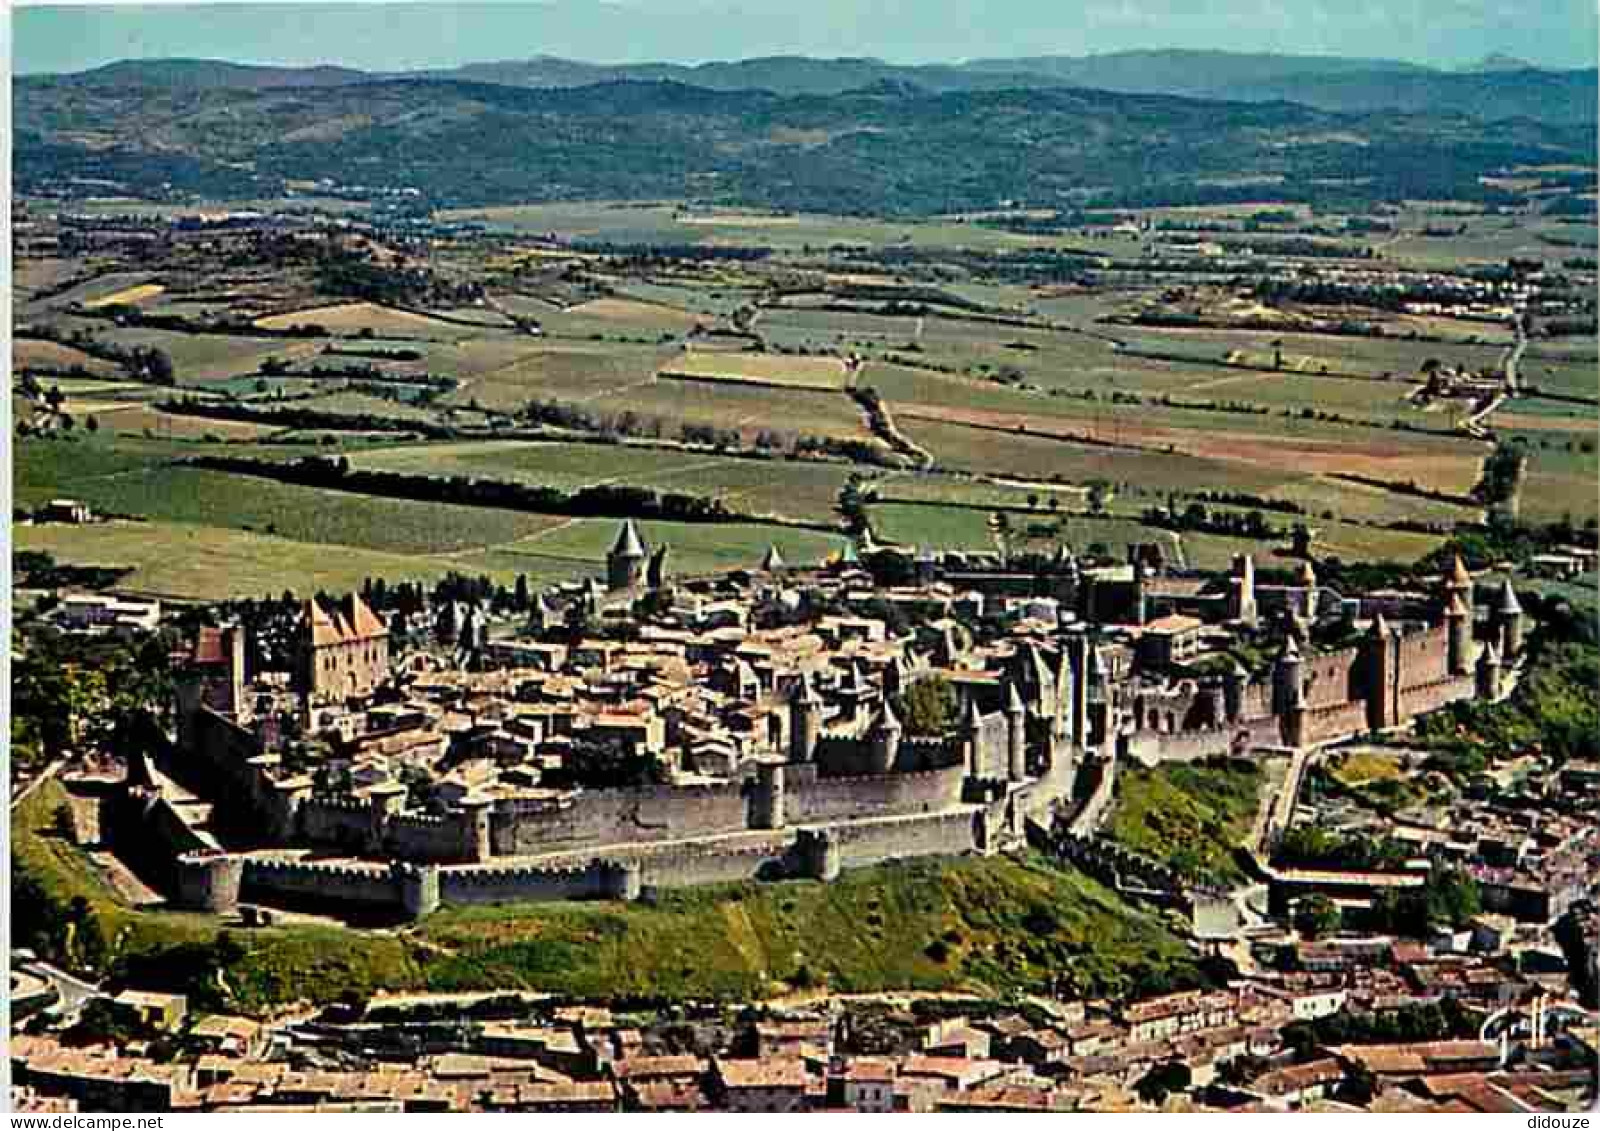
1303,700 -> 1372,746
489,780 -> 748,856
1127,725 -> 1235,767
633,840 -> 795,887
829,809 -> 983,869
173,853 -> 245,914
299,796 -> 381,854
782,761 -> 965,824
437,859 -> 639,905
1067,757 -> 1118,836
111,792 -> 216,892
184,707 -> 293,838
241,857 -> 403,911
1238,714 -> 1289,749
388,811 -> 482,863
1302,646 -> 1362,709
1238,682 -> 1273,721
140,794 -> 214,857
1397,623 -> 1452,689
1397,673 -> 1477,721
1008,741 -> 1078,823
899,735 -> 959,773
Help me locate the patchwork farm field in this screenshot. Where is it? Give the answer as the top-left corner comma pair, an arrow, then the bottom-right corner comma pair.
658,350 -> 850,390
14,194 -> 1591,603
14,338 -> 123,377
11,520 -> 509,601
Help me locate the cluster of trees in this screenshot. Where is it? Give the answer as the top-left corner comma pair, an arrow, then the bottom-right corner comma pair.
80,302 -> 324,343
19,321 -> 175,384
840,244 -> 1098,286
1188,489 -> 1306,516
1415,639 -> 1600,774
541,737 -> 665,791
185,453 -> 744,525
13,551 -> 131,593
315,249 -> 484,308
1142,503 -> 1280,540
161,396 -> 456,438
1282,998 -> 1477,1061
1473,442 -> 1527,507
1374,867 -> 1483,937
11,631 -> 176,779
895,675 -> 957,738
1276,825 -> 1413,873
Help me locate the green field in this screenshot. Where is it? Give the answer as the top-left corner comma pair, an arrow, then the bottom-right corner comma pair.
438,201 -> 1051,252
11,520 -> 519,601
472,517 -> 846,576
1106,758 -> 1266,887
352,439 -> 856,524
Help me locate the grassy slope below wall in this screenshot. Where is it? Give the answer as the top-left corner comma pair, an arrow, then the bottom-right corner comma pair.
10,779 -> 424,1012
13,782 -> 1199,1011
1104,757 -> 1265,888
413,854 -> 1202,1003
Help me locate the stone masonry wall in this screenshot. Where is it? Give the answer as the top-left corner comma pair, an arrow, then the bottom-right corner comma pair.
1302,646 -> 1362,709
829,809 -> 982,869
782,762 -> 966,824
489,781 -> 748,856
241,858 -> 401,911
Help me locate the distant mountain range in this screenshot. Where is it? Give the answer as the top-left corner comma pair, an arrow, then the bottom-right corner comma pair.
14,69 -> 1594,216
21,49 -> 1598,124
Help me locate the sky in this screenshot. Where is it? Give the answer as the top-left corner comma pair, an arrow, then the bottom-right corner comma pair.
13,0 -> 1600,75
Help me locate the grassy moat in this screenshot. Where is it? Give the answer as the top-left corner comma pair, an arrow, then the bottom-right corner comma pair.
14,778 -> 1201,1013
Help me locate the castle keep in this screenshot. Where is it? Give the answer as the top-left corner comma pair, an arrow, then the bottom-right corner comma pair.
138,530 -> 1513,921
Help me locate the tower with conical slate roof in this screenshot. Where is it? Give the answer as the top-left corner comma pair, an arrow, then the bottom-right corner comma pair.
869,698 -> 902,774
1005,682 -> 1027,782
1491,579 -> 1525,659
607,520 -> 648,591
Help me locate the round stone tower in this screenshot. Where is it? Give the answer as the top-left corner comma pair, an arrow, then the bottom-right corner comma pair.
173,852 -> 244,915
1444,591 -> 1472,676
1361,613 -> 1395,732
790,675 -> 822,762
1005,682 -> 1027,783
1476,640 -> 1502,701
798,828 -> 841,882
1228,553 -> 1258,626
754,762 -> 787,830
1222,659 -> 1248,723
598,859 -> 643,902
396,862 -> 441,920
1273,635 -> 1305,718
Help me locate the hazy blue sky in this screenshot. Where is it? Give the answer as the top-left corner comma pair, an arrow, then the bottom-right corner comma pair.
15,0 -> 1600,74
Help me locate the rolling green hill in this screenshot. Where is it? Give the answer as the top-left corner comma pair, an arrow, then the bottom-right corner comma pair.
15,73 -> 1595,215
